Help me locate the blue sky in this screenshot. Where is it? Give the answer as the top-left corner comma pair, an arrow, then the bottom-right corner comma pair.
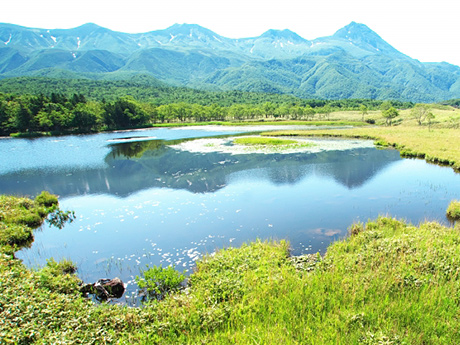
2,0 -> 460,66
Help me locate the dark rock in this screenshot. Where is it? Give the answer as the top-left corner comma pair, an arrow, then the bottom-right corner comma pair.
81,277 -> 125,300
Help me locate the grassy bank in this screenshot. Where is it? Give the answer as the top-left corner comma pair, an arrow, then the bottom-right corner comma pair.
149,120 -> 368,128
1,192 -> 460,343
4,120 -> 367,138
262,126 -> 460,171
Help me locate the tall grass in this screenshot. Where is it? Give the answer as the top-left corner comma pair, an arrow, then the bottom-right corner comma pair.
263,126 -> 460,171
446,200 -> 460,220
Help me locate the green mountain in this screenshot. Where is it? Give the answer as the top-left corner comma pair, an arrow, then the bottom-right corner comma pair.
1,21 -> 459,102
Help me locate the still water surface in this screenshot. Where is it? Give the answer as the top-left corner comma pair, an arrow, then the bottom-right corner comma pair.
1,126 -> 459,301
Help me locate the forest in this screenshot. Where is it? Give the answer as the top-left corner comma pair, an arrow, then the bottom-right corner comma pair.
0,77 -> 414,135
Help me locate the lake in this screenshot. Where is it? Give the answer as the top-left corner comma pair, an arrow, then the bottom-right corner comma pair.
1,126 -> 459,302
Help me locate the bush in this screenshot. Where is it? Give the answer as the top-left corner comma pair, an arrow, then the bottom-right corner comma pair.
348,221 -> 364,236
0,223 -> 33,248
136,265 -> 185,301
35,191 -> 59,209
38,258 -> 80,294
447,200 -> 460,221
0,192 -> 75,253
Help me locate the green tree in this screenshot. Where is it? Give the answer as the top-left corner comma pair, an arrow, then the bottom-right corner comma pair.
359,104 -> 368,122
0,100 -> 12,135
411,104 -> 431,125
303,106 -> 315,121
190,104 -> 208,122
323,104 -> 333,121
275,104 -> 290,119
289,105 -> 303,120
380,101 -> 393,112
382,107 -> 399,126
427,112 -> 435,131
71,103 -> 101,132
13,102 -> 33,132
174,103 -> 191,122
36,103 -> 70,132
104,97 -> 148,128
262,102 -> 276,119
156,104 -> 174,123
229,104 -> 246,121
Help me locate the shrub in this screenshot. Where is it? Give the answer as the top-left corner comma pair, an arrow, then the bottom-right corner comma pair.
373,140 -> 389,147
35,191 -> 59,209
136,265 -> 185,301
447,200 -> 460,221
348,221 -> 364,236
38,258 -> 80,294
0,223 -> 33,248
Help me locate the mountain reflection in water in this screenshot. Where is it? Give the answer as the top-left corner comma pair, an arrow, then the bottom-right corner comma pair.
7,132 -> 460,301
0,137 -> 401,197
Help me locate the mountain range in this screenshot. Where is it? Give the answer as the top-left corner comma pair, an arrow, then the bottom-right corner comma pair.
1,21 -> 460,102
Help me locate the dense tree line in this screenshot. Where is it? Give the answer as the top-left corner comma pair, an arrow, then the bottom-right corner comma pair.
0,90 -> 415,135
0,77 -> 414,107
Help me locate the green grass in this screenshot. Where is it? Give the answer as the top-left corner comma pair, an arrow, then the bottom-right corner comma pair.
234,137 -> 298,146
447,200 -> 460,221
232,136 -> 316,152
262,126 -> 460,171
151,120 -> 369,128
0,191 -> 59,252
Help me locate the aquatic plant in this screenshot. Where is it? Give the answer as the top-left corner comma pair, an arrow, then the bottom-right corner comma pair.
233,137 -> 299,146
136,264 -> 185,301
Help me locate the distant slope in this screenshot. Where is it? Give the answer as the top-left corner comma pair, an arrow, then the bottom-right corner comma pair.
1,21 -> 460,102
0,76 -> 313,106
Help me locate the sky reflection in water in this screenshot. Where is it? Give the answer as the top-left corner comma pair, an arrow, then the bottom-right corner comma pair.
1,127 -> 458,301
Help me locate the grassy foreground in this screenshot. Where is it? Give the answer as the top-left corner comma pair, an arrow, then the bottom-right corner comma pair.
1,193 -> 460,343
262,126 -> 460,171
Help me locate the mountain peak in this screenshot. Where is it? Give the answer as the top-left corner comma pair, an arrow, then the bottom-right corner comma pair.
76,23 -> 102,30
260,29 -> 308,43
332,21 -> 401,56
166,23 -> 219,37
62,22 -> 111,36
333,22 -> 379,40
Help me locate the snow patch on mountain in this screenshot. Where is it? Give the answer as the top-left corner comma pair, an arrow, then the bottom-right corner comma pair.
4,34 -> 11,45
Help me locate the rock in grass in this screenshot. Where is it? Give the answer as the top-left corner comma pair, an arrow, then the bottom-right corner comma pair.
81,277 -> 125,300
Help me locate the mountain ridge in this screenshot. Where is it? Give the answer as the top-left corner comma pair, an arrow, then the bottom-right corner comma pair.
0,21 -> 459,102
